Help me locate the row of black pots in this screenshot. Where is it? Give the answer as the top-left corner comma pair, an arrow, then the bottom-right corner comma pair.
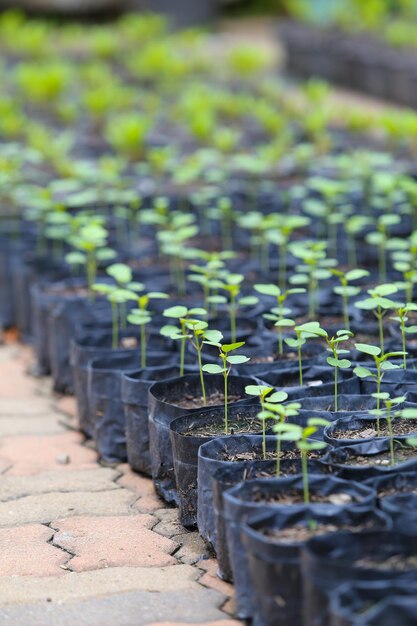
278,19 -> 417,108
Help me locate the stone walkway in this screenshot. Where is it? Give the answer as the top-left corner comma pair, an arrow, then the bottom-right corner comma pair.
0,335 -> 241,626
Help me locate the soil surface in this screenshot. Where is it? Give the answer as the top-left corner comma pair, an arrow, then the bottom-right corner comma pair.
171,391 -> 242,410
355,554 -> 417,571
249,489 -> 355,505
331,419 -> 417,440
181,417 -> 263,438
264,520 -> 377,544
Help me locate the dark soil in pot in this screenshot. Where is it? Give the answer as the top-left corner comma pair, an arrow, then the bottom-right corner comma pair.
223,474 -> 377,620
148,373 -> 259,505
320,438 -> 417,480
122,364 -> 196,476
301,531 -> 417,626
243,507 -> 390,626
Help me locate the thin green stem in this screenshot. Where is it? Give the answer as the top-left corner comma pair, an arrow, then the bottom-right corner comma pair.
298,342 -> 303,387
140,323 -> 146,369
276,433 -> 281,478
111,302 -> 118,350
230,294 -> 236,344
196,335 -> 207,406
302,449 -> 309,505
224,368 -> 228,435
387,407 -> 394,466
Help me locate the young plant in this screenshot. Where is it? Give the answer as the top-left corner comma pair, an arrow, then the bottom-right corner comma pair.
289,240 -> 336,318
285,321 -> 327,386
331,268 -> 369,331
353,343 -> 407,411
365,214 -> 402,282
355,283 -> 398,355
160,305 -> 207,376
324,329 -> 353,412
370,394 -> 407,458
245,385 -> 288,460
254,284 -> 306,354
216,272 -> 258,343
127,290 -> 168,368
390,302 -> 417,369
202,341 -> 250,434
274,419 -> 329,505
261,395 -> 301,474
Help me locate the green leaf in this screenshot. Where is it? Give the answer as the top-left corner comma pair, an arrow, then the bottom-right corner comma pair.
308,417 -> 331,427
355,343 -> 381,356
275,318 -> 295,327
345,268 -> 369,281
354,366 -> 373,378
163,305 -> 188,319
254,284 -> 281,297
202,364 -> 224,374
222,342 -> 245,353
296,321 -> 328,337
239,296 -> 259,306
401,409 -> 417,419
204,330 -> 223,343
268,391 -> 288,403
148,292 -> 169,299
245,385 -> 274,397
226,355 -> 250,364
106,263 -> 132,285
371,392 -> 390,400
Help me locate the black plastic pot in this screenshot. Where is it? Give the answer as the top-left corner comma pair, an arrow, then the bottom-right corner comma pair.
224,475 -> 377,620
169,404 -> 270,529
302,531 -> 417,626
88,351 -> 177,463
329,580 -> 417,626
365,471 -> 417,503
122,364 -> 196,476
379,492 -> 417,533
212,454 -> 328,583
320,437 -> 417,480
148,374 -> 258,505
243,507 -> 390,626
197,432 -> 333,549
262,365 -> 359,400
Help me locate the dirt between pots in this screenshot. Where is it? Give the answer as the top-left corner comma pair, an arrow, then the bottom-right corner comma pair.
249,489 -> 354,506
181,417 -> 263,438
341,447 -> 417,466
263,520 -> 377,544
171,391 -> 242,410
331,419 -> 417,440
355,554 -> 417,571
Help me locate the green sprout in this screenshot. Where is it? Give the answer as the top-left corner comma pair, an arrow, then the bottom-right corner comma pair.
285,321 -> 327,386
127,290 -> 168,368
355,283 -> 398,356
331,268 -> 369,331
202,341 -> 250,434
160,305 -> 207,376
354,343 -> 407,411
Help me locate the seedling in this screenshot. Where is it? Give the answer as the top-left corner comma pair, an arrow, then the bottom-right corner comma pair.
216,273 -> 258,343
285,321 -> 327,386
324,329 -> 353,412
274,419 -> 329,505
264,214 -> 310,289
370,395 -> 408,458
160,305 -> 207,376
260,395 -> 301,474
127,291 -> 169,368
354,344 -> 407,410
331,268 -> 369,331
366,214 -> 401,282
289,240 -> 336,318
390,303 -> 417,369
254,284 -> 306,354
245,385 -> 289,460
202,341 -> 250,434
355,284 -> 398,355
65,222 -> 116,296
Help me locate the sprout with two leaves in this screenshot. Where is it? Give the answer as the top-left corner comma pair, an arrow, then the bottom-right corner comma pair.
353,343 -> 407,412
127,291 -> 169,369
285,321 -> 327,387
331,268 -> 370,331
258,391 -> 301,474
274,419 -> 330,505
245,385 -> 290,461
92,263 -> 145,349
254,284 -> 306,354
390,303 -> 417,369
215,273 -> 258,344
202,341 -> 250,434
161,305 -> 207,376
369,395 -> 416,462
355,283 -> 398,356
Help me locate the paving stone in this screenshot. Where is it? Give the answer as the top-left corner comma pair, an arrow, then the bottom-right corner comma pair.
0,416 -> 64,436
0,468 -> 120,502
0,524 -> 69,577
152,508 -> 183,538
0,362 -> 37,397
172,532 -> 209,565
0,433 -> 97,476
149,621 -> 242,626
0,564 -> 201,605
119,469 -> 165,512
198,560 -> 234,598
0,589 -> 227,626
0,490 -> 135,526
0,399 -> 54,417
55,396 -> 77,418
52,516 -> 177,570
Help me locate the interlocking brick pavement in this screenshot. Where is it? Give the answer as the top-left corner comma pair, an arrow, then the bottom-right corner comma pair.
0,340 -> 242,625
